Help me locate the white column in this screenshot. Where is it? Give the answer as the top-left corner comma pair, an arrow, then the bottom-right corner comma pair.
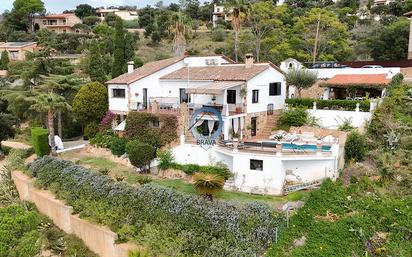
223,117 -> 230,140
223,89 -> 229,116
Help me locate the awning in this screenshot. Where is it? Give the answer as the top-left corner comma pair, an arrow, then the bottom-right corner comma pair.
114,120 -> 126,131
186,81 -> 244,95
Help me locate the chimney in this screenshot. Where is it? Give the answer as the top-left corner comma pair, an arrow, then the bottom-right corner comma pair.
245,53 -> 254,68
127,61 -> 134,74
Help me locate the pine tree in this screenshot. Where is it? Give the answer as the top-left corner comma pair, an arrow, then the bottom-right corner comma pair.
112,17 -> 126,78
89,40 -> 106,84
0,51 -> 9,70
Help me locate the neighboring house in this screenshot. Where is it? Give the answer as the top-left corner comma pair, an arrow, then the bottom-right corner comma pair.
212,5 -> 232,28
322,74 -> 390,100
0,42 -> 37,61
107,54 -> 286,140
96,8 -> 138,21
373,0 -> 394,5
33,13 -> 82,33
279,58 -> 304,72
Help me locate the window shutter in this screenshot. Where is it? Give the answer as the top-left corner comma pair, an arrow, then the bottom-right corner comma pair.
276,83 -> 281,95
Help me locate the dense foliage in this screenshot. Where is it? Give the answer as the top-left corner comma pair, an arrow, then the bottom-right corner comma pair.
286,98 -> 371,112
344,131 -> 367,162
278,108 -> 308,128
125,112 -> 178,147
269,81 -> 412,256
126,140 -> 156,172
31,127 -> 49,157
72,82 -> 108,127
30,156 -> 284,257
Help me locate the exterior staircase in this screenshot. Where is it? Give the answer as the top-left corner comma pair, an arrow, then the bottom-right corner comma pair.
223,177 -> 237,191
259,112 -> 281,139
283,179 -> 323,194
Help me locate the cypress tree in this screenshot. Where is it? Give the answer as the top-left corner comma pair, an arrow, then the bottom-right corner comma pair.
89,40 -> 106,84
0,51 -> 9,70
124,32 -> 136,63
112,18 -> 126,78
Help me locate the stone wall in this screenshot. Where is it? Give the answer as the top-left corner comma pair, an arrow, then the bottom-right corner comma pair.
11,170 -> 138,257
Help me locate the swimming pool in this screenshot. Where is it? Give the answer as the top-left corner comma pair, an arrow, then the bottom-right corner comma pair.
282,143 -> 332,151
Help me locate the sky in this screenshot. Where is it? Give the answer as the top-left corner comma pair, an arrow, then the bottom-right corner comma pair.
0,0 -> 176,13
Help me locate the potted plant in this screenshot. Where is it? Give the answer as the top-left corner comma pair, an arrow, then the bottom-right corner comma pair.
231,129 -> 240,148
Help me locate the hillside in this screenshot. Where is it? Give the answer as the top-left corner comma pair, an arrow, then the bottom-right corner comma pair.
268,79 -> 412,256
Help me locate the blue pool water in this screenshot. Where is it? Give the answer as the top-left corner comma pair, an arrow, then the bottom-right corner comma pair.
282,143 -> 332,151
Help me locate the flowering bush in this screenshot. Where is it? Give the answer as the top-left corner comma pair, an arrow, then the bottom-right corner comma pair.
30,157 -> 284,257
99,110 -> 116,131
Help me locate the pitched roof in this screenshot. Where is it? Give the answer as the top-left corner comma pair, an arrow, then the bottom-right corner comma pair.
0,42 -> 37,48
322,74 -> 390,88
43,13 -> 77,19
161,64 -> 271,81
107,56 -> 185,84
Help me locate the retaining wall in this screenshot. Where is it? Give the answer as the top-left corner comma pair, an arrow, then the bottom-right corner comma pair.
11,170 -> 137,257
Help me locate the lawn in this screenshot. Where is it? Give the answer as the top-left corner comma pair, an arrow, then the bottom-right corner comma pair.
59,152 -> 309,207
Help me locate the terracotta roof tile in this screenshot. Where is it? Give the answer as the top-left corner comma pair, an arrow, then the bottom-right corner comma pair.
107,56 -> 185,84
323,74 -> 390,88
161,64 -> 270,81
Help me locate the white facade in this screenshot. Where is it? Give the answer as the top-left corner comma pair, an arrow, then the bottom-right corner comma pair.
172,143 -> 340,195
107,56 -> 232,114
308,109 -> 373,130
96,8 -> 138,21
312,67 -> 400,80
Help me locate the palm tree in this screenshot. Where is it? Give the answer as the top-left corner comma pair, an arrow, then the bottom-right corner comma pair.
30,92 -> 70,156
225,0 -> 249,62
193,173 -> 225,201
169,13 -> 190,57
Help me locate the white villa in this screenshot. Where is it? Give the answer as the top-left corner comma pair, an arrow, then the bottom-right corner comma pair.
107,55 -> 344,196
107,54 -> 286,140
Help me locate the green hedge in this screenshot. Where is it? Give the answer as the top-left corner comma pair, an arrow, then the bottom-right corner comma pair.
31,127 -> 49,157
286,98 -> 370,112
30,157 -> 284,257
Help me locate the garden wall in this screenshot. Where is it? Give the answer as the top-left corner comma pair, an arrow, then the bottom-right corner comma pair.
11,170 -> 137,257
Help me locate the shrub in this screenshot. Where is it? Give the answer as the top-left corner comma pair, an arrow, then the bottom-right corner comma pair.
156,149 -> 174,171
286,98 -> 370,112
193,173 -> 225,200
126,140 -> 156,173
31,127 -> 49,157
279,108 -> 308,128
345,131 -> 367,162
89,132 -> 115,148
110,137 -> 126,156
99,110 -> 116,131
135,175 -> 152,185
84,122 -> 99,139
212,27 -> 227,42
29,157 -> 284,256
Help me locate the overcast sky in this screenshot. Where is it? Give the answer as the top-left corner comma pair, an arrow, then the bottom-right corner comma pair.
1,0 -> 176,13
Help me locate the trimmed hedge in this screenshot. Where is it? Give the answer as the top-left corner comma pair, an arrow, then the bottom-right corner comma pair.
31,127 -> 49,157
30,157 -> 284,257
286,98 -> 370,112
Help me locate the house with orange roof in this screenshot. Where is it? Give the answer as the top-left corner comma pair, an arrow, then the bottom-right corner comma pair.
321,74 -> 391,100
33,13 -> 82,33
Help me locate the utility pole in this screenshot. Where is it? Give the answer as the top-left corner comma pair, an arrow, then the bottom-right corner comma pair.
312,13 -> 321,64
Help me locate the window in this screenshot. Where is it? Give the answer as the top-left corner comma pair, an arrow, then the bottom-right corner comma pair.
269,82 -> 281,96
9,51 -> 19,60
227,90 -> 236,104
112,88 -> 125,98
250,159 -> 263,171
252,90 -> 259,103
149,120 -> 160,128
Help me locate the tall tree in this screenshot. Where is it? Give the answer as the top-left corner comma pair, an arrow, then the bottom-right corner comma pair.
226,0 -> 249,62
6,0 -> 45,31
0,51 -> 9,70
0,113 -> 17,152
169,13 -> 190,57
248,2 -> 280,62
112,18 -> 126,78
88,40 -> 107,84
366,18 -> 409,60
124,32 -> 136,63
289,8 -> 351,62
74,4 -> 96,19
30,91 -> 70,155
